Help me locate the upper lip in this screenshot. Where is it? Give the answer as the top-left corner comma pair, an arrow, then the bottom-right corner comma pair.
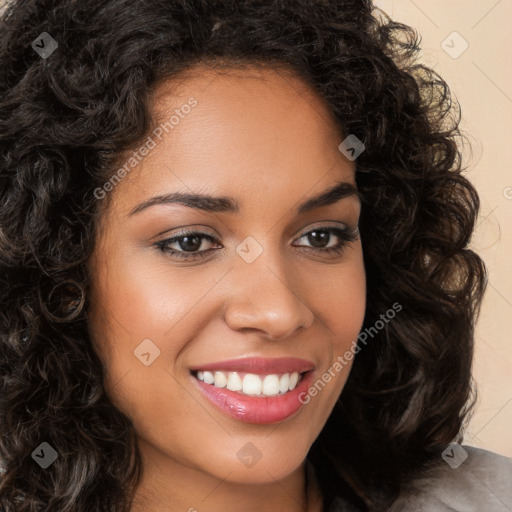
189,357 -> 315,374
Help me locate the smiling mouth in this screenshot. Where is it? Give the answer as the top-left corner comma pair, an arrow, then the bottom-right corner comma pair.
191,369 -> 309,398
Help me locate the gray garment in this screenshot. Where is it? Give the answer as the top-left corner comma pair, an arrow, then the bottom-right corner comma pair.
389,446 -> 512,512
328,446 -> 512,512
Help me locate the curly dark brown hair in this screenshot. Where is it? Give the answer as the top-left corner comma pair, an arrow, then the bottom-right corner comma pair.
0,0 -> 487,510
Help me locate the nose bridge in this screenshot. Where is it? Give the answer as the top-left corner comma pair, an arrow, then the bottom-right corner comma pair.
223,238 -> 315,339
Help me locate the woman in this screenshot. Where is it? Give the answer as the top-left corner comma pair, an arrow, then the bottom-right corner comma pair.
0,0 -> 510,511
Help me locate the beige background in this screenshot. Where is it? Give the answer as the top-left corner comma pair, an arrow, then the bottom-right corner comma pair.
374,0 -> 512,457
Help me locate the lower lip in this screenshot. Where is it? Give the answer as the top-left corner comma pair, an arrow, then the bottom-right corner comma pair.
192,371 -> 314,424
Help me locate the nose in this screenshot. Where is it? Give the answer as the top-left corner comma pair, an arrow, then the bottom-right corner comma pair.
223,249 -> 315,340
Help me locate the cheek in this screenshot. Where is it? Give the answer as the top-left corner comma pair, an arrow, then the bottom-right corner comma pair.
300,249 -> 366,412
88,246 -> 228,360
87,268 -> 206,457
311,247 -> 366,345
86,249 -> 234,435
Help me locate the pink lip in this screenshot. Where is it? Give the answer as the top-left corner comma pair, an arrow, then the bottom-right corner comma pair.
189,356 -> 315,374
191,369 -> 315,424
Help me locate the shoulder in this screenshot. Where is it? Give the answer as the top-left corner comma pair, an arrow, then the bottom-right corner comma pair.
389,445 -> 512,512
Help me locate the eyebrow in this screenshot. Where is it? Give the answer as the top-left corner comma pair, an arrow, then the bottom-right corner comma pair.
128,181 -> 360,217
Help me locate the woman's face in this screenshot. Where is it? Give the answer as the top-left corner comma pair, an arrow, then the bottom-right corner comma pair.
87,64 -> 366,489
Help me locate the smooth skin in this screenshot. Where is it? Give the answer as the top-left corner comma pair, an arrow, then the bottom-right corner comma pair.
87,64 -> 366,512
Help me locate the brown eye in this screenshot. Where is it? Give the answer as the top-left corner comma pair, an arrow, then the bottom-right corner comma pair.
293,226 -> 359,255
154,231 -> 221,260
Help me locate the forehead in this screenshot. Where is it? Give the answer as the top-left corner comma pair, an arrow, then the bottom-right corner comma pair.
152,61 -> 337,116
149,61 -> 344,149
104,63 -> 355,218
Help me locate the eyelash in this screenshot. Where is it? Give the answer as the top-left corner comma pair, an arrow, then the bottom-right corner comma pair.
154,226 -> 359,261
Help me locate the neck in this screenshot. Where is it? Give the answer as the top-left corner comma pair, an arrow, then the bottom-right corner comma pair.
129,449 -> 324,512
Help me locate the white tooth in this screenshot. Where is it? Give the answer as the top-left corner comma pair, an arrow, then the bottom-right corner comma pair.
288,372 -> 299,390
243,373 -> 262,395
279,373 -> 290,393
214,371 -> 227,388
226,372 -> 243,391
203,371 -> 214,384
199,370 -> 300,396
262,374 -> 280,396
